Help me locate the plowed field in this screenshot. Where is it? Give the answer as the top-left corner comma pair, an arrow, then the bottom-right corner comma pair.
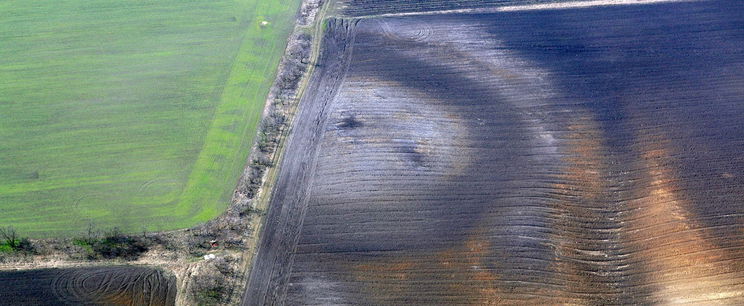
0,266 -> 175,305
245,0 -> 744,304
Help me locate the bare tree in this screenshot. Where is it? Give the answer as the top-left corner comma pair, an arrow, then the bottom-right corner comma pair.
85,222 -> 100,244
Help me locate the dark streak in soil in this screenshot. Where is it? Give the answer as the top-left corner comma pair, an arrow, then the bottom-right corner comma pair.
244,1 -> 744,304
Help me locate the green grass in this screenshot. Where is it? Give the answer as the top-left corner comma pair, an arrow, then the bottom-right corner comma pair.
0,0 -> 300,237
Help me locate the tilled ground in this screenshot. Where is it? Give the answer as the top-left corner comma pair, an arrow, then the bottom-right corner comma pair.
0,266 -> 176,305
335,0 -> 600,17
245,1 -> 744,304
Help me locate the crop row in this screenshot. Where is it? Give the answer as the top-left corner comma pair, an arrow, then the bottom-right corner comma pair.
246,1 -> 744,304
335,0 -> 588,16
0,266 -> 175,305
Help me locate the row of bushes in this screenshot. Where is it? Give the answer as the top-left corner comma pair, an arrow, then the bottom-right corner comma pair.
236,32 -> 313,211
73,227 -> 150,260
0,225 -> 150,261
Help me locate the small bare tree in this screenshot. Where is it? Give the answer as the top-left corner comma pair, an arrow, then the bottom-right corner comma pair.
85,222 -> 100,244
0,226 -> 19,249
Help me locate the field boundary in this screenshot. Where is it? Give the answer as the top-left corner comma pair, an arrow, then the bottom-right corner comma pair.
176,0 -> 302,225
230,0 -> 332,304
1,1 -> 321,305
344,0 -> 698,18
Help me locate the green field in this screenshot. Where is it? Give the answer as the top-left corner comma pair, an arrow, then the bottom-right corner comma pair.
0,0 -> 300,237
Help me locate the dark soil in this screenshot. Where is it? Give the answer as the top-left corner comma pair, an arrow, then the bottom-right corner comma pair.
0,266 -> 176,305
244,1 -> 744,304
337,0 -> 592,16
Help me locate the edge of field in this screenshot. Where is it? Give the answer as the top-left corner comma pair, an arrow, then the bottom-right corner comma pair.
228,0 -> 334,304
173,0 -> 302,226
0,1 -> 329,305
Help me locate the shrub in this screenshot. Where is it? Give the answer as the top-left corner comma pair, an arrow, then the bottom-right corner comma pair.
0,226 -> 35,254
192,269 -> 229,305
75,228 -> 150,260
